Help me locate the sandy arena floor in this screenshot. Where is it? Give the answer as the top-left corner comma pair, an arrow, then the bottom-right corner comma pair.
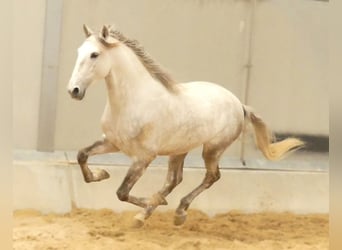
13,208 -> 328,250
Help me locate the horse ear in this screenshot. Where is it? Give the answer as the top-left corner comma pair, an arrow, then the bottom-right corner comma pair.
83,24 -> 93,37
101,25 -> 110,39
99,25 -> 119,47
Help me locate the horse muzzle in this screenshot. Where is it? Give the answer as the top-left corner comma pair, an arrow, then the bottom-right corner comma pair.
68,86 -> 86,100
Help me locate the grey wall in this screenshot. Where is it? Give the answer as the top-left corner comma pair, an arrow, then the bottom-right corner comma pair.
13,0 -> 46,149
13,0 -> 330,151
249,0 -> 329,135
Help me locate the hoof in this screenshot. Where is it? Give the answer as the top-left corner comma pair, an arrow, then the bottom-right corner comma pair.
132,213 -> 145,228
174,212 -> 187,226
92,169 -> 110,182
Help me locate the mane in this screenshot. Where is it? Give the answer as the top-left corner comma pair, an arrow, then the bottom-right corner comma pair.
106,28 -> 178,93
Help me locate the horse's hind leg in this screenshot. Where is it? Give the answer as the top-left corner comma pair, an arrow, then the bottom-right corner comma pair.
174,143 -> 228,226
77,139 -> 119,182
134,153 -> 187,224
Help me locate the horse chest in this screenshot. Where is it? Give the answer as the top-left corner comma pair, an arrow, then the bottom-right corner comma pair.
101,113 -> 154,155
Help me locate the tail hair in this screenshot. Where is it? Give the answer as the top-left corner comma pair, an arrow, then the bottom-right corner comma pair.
243,105 -> 304,161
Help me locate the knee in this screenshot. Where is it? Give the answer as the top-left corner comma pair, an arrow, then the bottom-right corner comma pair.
116,189 -> 128,201
204,170 -> 221,188
77,150 -> 88,165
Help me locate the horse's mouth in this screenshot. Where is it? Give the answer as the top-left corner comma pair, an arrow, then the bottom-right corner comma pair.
72,94 -> 85,100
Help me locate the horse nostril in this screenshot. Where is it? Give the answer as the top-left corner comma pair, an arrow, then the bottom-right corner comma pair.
72,87 -> 80,96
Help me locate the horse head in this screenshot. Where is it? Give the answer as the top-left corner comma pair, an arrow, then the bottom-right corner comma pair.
68,25 -> 118,100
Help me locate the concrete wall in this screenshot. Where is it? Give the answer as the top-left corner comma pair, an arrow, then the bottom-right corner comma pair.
13,160 -> 329,215
13,0 -> 330,151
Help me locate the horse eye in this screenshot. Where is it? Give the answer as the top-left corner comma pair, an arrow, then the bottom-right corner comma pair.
90,52 -> 99,59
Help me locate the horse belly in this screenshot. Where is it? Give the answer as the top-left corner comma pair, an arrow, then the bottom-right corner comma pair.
156,114 -> 238,155
156,129 -> 208,155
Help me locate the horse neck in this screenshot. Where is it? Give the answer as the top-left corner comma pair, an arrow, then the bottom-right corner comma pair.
104,45 -> 166,110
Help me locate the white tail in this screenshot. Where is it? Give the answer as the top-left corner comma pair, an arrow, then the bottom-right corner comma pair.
243,106 -> 304,161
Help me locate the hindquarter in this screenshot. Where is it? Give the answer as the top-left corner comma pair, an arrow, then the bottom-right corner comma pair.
180,81 -> 244,136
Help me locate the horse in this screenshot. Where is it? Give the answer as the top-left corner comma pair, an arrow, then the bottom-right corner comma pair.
67,24 -> 304,227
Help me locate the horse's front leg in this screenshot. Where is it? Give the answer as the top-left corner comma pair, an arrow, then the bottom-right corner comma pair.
77,139 -> 119,182
116,157 -> 155,226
